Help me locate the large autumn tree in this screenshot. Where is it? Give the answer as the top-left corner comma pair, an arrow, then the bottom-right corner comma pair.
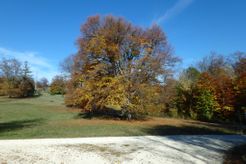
65,15 -> 179,118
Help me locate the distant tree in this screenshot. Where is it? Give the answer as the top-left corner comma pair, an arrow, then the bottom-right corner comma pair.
18,77 -> 35,97
231,51 -> 246,76
160,78 -> 178,114
0,76 -> 7,96
198,52 -> 233,77
232,52 -> 246,122
0,58 -> 22,80
195,89 -> 216,121
60,55 -> 75,77
175,67 -> 201,118
50,75 -> 66,95
0,58 -> 22,97
194,73 -> 219,121
0,59 -> 35,98
36,77 -> 49,91
22,61 -> 32,78
213,75 -> 235,120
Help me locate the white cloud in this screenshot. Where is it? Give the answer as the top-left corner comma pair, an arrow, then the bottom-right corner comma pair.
154,0 -> 194,25
0,47 -> 51,68
0,47 -> 58,82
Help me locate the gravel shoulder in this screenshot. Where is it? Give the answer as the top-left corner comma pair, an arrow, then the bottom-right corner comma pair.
0,135 -> 246,164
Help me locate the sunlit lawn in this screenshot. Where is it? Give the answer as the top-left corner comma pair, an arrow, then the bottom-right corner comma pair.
0,94 -> 244,139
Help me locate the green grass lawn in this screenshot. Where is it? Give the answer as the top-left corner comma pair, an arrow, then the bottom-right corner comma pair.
0,94 -> 244,139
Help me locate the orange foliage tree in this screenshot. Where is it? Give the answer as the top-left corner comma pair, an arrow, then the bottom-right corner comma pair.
65,15 -> 179,118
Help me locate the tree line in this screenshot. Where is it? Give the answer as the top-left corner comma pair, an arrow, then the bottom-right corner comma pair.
59,15 -> 245,122
176,52 -> 246,122
1,15 -> 245,123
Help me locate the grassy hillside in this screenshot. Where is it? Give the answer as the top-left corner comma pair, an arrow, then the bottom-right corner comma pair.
0,94 -> 244,139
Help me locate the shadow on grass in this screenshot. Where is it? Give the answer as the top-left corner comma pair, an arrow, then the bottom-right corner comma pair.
11,94 -> 42,99
75,111 -> 148,121
0,94 -> 42,103
75,112 -> 127,121
188,121 -> 246,132
223,144 -> 246,164
142,125 -> 237,136
0,119 -> 44,133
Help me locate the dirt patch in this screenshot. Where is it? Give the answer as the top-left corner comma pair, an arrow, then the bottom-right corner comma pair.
61,143 -> 139,162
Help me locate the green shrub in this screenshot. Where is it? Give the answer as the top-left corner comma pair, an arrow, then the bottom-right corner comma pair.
195,89 -> 218,121
50,76 -> 66,95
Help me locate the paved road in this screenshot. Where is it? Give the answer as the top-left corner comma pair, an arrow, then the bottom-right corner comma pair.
0,135 -> 246,164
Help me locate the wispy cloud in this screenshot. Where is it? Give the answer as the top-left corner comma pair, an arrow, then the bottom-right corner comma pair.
0,47 -> 58,82
154,0 -> 194,25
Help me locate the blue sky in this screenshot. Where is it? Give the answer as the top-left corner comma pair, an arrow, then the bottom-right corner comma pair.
0,0 -> 245,81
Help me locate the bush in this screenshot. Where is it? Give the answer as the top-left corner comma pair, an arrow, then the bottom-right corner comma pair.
50,75 -> 66,95
19,77 -> 35,97
7,77 -> 35,98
